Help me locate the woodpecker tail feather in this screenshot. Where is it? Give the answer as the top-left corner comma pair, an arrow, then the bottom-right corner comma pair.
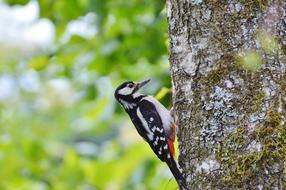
166,158 -> 187,190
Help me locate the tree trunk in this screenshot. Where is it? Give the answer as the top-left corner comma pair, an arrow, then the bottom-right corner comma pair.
167,0 -> 286,189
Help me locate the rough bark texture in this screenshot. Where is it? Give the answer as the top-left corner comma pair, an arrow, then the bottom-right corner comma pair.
167,0 -> 286,189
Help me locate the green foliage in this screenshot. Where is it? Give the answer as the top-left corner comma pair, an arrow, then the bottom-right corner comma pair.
0,0 -> 175,189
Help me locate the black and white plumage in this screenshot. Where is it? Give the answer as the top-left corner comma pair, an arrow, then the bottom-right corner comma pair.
114,80 -> 186,188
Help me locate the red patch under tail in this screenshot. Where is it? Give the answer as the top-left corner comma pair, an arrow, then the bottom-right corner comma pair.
167,138 -> 175,157
167,122 -> 177,157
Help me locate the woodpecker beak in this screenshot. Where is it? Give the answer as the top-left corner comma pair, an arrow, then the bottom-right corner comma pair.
135,79 -> 150,91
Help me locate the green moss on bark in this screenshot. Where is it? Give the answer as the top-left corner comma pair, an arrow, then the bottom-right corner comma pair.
216,109 -> 286,188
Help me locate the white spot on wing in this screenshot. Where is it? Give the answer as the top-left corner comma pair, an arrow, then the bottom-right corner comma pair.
157,127 -> 164,133
137,107 -> 154,140
154,137 -> 159,145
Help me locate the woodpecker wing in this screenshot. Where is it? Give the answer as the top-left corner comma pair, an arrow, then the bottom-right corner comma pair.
137,99 -> 172,162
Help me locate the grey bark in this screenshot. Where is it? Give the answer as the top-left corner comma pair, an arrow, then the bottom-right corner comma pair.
167,0 -> 286,189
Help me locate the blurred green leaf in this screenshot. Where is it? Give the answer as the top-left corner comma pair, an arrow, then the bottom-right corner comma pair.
29,55 -> 49,70
85,96 -> 109,120
236,50 -> 263,71
155,87 -> 171,100
257,30 -> 279,54
3,0 -> 29,5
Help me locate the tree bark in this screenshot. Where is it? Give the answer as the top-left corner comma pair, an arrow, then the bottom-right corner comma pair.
167,0 -> 286,189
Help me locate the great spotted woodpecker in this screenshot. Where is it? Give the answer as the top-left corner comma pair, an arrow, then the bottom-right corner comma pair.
114,79 -> 186,188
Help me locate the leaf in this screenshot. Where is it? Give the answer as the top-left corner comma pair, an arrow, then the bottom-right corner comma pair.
257,30 -> 279,54
155,87 -> 171,100
29,55 -> 49,70
236,50 -> 263,72
84,96 -> 109,121
3,0 -> 29,5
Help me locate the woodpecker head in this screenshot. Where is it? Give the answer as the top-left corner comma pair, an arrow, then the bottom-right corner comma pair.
114,79 -> 150,109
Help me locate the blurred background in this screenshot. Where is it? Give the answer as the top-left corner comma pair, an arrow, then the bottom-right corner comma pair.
0,0 -> 174,189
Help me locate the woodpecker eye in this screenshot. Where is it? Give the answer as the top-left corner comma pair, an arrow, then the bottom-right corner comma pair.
127,83 -> 134,88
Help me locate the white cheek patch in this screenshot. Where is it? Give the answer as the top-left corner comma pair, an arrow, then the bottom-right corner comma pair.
118,87 -> 133,95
